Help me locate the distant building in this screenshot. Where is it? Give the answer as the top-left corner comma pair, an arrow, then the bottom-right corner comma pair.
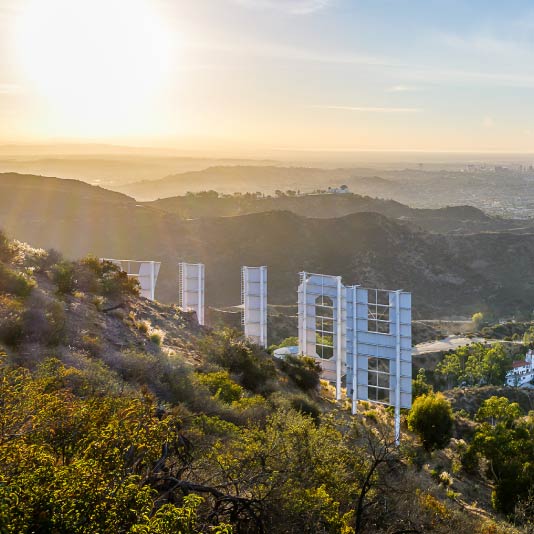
327,185 -> 351,194
505,350 -> 534,387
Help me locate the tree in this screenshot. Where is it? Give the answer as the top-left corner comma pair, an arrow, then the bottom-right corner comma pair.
436,342 -> 511,388
351,419 -> 400,534
469,397 -> 534,513
407,392 -> 453,451
472,312 -> 484,330
523,326 -> 534,346
412,368 -> 432,399
476,396 -> 521,427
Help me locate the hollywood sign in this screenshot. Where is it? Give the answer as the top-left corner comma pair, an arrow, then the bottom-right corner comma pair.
105,259 -> 412,441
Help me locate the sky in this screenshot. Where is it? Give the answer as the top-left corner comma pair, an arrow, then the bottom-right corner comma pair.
2,0 -> 534,154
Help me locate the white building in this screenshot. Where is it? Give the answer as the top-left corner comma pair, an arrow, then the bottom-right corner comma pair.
327,185 -> 351,194
505,350 -> 534,387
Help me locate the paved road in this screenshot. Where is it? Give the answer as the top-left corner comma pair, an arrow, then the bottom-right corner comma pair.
413,335 -> 522,356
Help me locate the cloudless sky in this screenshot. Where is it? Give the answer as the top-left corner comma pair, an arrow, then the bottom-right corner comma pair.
2,0 -> 534,153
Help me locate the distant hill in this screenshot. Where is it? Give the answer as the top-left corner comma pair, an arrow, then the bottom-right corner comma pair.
0,157 -> 278,187
0,172 -> 134,204
116,165 -> 377,200
2,172 -> 534,318
146,192 -> 503,234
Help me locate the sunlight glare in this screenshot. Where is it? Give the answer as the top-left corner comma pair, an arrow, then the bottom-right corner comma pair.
15,0 -> 173,136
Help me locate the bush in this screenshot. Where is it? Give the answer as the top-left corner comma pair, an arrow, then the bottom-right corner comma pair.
407,392 -> 454,451
78,257 -> 139,298
201,329 -> 277,394
288,394 -> 321,421
460,446 -> 479,474
0,313 -> 24,346
0,263 -> 35,297
439,471 -> 453,487
51,261 -> 76,294
51,257 -> 139,298
0,230 -> 13,262
412,368 -> 432,400
149,329 -> 165,346
196,371 -> 243,404
80,334 -> 102,356
277,355 -> 321,391
31,248 -> 63,272
21,299 -> 66,346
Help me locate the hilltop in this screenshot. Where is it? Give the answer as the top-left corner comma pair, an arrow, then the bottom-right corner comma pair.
116,165 -> 376,200
146,191 -> 506,234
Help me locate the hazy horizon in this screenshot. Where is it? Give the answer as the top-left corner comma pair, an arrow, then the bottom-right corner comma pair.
3,0 -> 534,153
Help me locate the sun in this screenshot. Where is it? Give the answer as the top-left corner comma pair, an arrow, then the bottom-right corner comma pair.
15,0 -> 173,137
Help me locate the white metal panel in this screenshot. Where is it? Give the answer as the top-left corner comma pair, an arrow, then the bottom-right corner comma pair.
178,262 -> 205,325
242,266 -> 268,347
138,262 -> 161,300
345,287 -> 412,412
297,272 -> 346,400
101,258 -> 160,301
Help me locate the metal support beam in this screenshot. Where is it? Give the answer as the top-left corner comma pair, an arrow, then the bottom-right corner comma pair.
394,290 -> 401,446
352,285 -> 358,415
336,275 -> 342,401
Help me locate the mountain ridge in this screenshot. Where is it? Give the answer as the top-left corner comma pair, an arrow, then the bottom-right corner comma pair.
1,172 -> 533,318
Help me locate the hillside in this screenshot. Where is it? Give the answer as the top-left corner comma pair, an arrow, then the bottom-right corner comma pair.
146,191 -> 510,234
0,235 -> 529,533
3,173 -> 534,319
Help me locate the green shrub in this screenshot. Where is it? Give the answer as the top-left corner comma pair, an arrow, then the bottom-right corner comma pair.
33,248 -> 63,272
80,333 -> 102,356
93,296 -> 104,311
439,471 -> 453,487
201,329 -> 276,394
0,230 -> 13,262
149,329 -> 165,346
0,313 -> 24,346
363,410 -> 378,422
288,394 -> 320,421
98,259 -> 139,298
460,446 -> 479,474
412,368 -> 432,400
51,261 -> 76,294
196,371 -> 243,404
0,263 -> 35,297
407,392 -> 454,451
277,355 -> 321,391
51,257 -> 139,298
